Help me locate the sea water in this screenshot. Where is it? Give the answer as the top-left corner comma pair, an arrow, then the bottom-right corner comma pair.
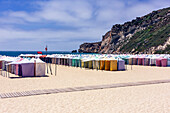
0,51 -> 72,57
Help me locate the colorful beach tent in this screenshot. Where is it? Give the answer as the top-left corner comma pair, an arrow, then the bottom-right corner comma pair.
30,58 -> 45,76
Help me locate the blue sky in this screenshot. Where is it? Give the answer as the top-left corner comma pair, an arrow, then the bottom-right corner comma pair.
0,0 -> 169,51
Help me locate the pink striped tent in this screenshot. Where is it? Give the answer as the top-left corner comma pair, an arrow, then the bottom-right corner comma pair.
156,58 -> 161,67
161,58 -> 167,67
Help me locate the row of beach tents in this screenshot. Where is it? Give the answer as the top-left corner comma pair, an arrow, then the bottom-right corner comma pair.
0,56 -> 45,77
20,54 -> 170,71
39,54 -> 170,68
39,54 -> 126,71
1,54 -> 170,77
120,54 -> 170,67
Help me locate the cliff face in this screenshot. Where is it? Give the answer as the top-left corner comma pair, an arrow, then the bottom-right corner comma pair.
78,42 -> 101,53
78,7 -> 170,54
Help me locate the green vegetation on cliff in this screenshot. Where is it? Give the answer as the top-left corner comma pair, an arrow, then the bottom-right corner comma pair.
120,24 -> 170,53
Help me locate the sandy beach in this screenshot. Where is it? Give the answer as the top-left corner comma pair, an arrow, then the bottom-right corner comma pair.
0,65 -> 170,113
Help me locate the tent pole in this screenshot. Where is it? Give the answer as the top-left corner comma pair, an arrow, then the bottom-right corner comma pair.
46,58 -> 48,74
131,64 -> 132,70
8,65 -> 9,77
49,58 -> 53,75
2,61 -> 4,77
34,60 -> 36,77
97,61 -> 98,71
1,65 -> 2,76
49,63 -> 52,75
118,58 -> 119,71
55,58 -> 57,76
6,64 -> 7,77
104,60 -> 105,71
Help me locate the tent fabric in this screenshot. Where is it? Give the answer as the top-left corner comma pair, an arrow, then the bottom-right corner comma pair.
96,60 -> 100,70
143,58 -> 150,66
52,58 -> 56,64
72,59 -> 75,66
30,58 -> 45,76
84,61 -> 88,68
11,64 -> 15,74
161,58 -> 167,67
150,58 -> 156,66
138,58 -> 143,65
69,59 -> 72,66
110,60 -> 117,71
65,59 -> 69,66
57,58 -> 60,65
8,65 -> 12,73
15,64 -> 19,75
2,61 -> 6,70
88,61 -> 93,69
75,59 -> 79,67
128,58 -> 133,65
156,59 -> 161,67
132,58 -> 137,65
92,60 -> 97,69
81,60 -> 84,68
167,58 -> 170,66
105,60 -> 110,71
19,64 -> 22,76
78,60 -> 81,67
36,63 -> 45,76
99,60 -> 105,70
118,60 -> 125,71
0,61 -> 2,69
21,63 -> 34,77
61,58 -> 64,65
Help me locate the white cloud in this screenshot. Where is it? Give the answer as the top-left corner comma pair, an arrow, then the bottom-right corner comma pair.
8,11 -> 41,22
3,0 -> 93,24
0,27 -> 106,42
38,0 -> 93,20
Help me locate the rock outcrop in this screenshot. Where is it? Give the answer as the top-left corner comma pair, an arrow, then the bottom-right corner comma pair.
78,42 -> 101,53
78,7 -> 170,54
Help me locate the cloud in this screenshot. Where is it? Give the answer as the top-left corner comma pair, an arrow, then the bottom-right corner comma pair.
3,0 -> 93,24
0,27 -> 106,43
8,11 -> 41,22
0,0 -> 169,50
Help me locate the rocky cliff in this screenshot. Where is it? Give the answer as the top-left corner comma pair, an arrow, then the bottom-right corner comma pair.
78,7 -> 170,54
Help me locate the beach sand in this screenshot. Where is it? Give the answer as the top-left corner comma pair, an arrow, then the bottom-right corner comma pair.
0,65 -> 170,112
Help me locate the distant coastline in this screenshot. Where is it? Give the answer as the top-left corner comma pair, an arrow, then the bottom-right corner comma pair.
0,51 -> 71,57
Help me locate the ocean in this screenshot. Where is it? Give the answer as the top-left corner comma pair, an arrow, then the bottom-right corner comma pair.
0,51 -> 72,57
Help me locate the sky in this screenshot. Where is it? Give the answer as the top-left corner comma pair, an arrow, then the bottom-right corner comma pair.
0,0 -> 169,51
